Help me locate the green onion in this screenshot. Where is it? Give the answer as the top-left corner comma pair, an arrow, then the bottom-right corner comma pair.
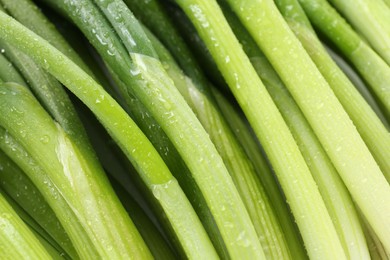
0,149 -> 77,258
0,190 -> 51,259
0,53 -> 25,85
219,2 -> 370,259
297,0 -> 390,117
0,82 -> 152,258
275,0 -> 390,183
0,11 -> 218,258
325,45 -> 389,128
174,0 -> 346,258
40,0 -> 264,257
146,25 -> 291,259
327,0 -> 390,65
0,189 -> 68,259
212,87 -> 307,260
223,0 -> 390,254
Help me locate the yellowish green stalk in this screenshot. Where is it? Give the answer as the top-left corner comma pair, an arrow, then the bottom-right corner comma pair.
0,191 -> 51,259
225,0 -> 390,254
174,0 -> 345,258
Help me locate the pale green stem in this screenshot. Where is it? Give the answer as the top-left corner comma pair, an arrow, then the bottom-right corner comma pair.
0,191 -> 51,259
174,0 -> 345,258
225,0 -> 390,253
298,0 -> 390,117
327,0 -> 390,65
0,12 -> 217,259
147,26 -> 291,259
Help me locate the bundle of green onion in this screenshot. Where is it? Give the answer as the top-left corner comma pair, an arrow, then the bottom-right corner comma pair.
0,0 -> 388,259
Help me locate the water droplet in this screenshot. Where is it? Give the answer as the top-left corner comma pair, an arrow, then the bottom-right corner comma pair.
129,67 -> 140,76
43,59 -> 49,70
40,135 -> 50,144
19,130 -> 26,138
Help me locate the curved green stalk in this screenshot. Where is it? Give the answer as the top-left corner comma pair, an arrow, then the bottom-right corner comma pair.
275,0 -> 390,183
325,45 -> 390,129
0,191 -> 51,259
164,4 -> 228,90
224,0 -> 390,254
63,18 -> 216,257
212,87 -> 308,260
146,26 -> 291,259
124,0 -> 209,91
40,0 -> 263,257
297,0 -> 390,117
0,42 -> 93,145
0,83 -> 152,259
76,93 -> 188,258
174,0 -> 345,259
94,0 -> 262,256
0,190 -> 69,259
109,177 -> 176,259
361,213 -> 390,259
0,149 -> 77,259
0,12 -> 218,258
0,2 -> 95,157
0,125 -> 99,258
0,53 -> 25,85
0,0 -> 93,76
221,3 -> 369,258
327,0 -> 390,65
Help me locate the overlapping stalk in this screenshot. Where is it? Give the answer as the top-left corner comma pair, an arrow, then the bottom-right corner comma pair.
38,0 -> 264,257
297,0 -> 390,117
0,9 -> 224,258
0,191 -> 51,259
144,23 -> 291,259
174,0 -> 346,258
0,150 -> 77,258
327,0 -> 390,65
219,3 -> 370,258
222,0 -> 390,254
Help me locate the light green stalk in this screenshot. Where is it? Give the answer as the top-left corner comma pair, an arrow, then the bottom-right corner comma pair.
212,87 -> 308,260
75,96 -> 178,258
0,191 -> 51,259
174,0 -> 345,259
224,0 -> 390,254
0,12 -> 217,259
325,45 -> 389,128
0,125 -> 98,258
146,26 -> 292,259
0,0 -> 93,75
41,0 -> 263,257
275,0 -> 390,182
297,0 -> 390,117
361,213 -> 390,259
0,53 -> 25,85
0,149 -> 77,259
0,190 -> 69,259
110,178 -> 177,259
219,2 -> 370,258
327,0 -> 390,65
0,83 -> 152,259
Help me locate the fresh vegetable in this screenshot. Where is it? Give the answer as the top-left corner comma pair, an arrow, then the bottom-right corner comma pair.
0,0 -> 388,258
